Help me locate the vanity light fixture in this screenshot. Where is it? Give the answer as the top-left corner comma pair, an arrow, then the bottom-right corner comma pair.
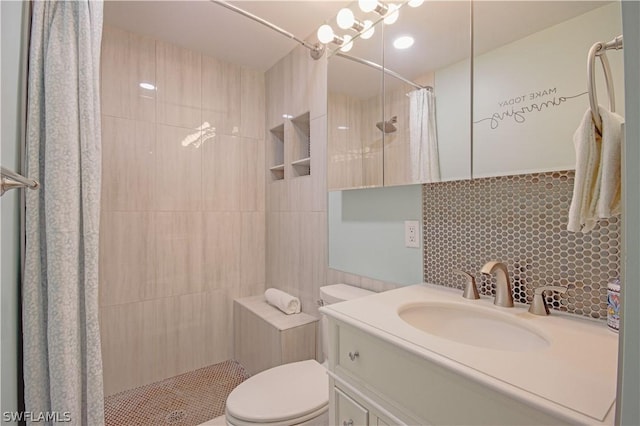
317,24 -> 337,44
408,0 -> 424,7
340,35 -> 354,52
317,23 -> 353,51
384,4 -> 400,25
361,20 -> 375,39
393,35 -> 414,49
358,0 -> 388,15
139,82 -> 156,90
337,8 -> 363,31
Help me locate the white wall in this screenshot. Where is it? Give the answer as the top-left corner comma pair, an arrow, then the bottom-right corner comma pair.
619,1 -> 640,424
328,185 -> 423,285
473,3 -> 624,177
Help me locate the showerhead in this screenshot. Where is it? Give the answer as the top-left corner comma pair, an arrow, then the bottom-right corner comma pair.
376,116 -> 397,133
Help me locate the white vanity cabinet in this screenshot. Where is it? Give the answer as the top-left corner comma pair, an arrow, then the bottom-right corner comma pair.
325,317 -> 585,426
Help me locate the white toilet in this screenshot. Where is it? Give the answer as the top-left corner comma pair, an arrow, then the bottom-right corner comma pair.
225,284 -> 374,426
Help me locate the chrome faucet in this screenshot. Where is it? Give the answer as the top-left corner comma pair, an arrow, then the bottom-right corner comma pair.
480,261 -> 514,308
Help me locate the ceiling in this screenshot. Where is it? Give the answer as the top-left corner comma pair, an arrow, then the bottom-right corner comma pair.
103,0 -> 349,72
105,1 -> 615,96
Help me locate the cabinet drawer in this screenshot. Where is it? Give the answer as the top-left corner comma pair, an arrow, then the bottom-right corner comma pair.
335,387 -> 369,426
334,321 -> 564,425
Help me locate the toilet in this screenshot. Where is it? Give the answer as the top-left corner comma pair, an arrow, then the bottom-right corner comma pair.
225,284 -> 375,426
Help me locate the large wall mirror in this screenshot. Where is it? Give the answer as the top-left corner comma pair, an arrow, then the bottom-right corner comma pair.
327,0 -> 471,284
327,0 -> 472,190
472,1 -> 624,178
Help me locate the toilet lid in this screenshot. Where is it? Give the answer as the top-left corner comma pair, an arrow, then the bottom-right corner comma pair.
226,360 -> 328,423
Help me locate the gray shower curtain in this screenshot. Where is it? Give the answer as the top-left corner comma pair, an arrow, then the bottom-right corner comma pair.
23,1 -> 105,424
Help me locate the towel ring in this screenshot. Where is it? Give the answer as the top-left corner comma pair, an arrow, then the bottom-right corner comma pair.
587,35 -> 623,133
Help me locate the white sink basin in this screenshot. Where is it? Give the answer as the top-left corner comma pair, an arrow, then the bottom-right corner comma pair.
398,302 -> 550,352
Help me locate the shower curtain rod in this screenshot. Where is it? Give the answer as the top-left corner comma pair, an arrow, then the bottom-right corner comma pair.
335,52 -> 432,91
209,0 -> 429,91
209,0 -> 325,59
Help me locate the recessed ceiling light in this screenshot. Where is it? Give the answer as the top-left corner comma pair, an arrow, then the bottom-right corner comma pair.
393,36 -> 414,50
139,82 -> 156,90
337,126 -> 350,130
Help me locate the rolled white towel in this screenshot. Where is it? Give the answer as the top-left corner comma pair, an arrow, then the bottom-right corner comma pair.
265,288 -> 301,315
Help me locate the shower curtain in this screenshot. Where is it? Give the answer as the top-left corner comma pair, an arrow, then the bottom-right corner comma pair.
409,88 -> 440,182
23,1 -> 105,425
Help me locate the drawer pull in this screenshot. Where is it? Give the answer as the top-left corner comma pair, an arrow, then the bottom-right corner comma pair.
343,420 -> 354,426
348,351 -> 359,361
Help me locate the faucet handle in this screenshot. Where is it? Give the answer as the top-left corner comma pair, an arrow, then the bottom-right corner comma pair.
453,270 -> 480,300
528,286 -> 568,316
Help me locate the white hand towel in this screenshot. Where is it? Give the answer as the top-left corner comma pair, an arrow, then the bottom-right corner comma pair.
568,106 -> 624,233
265,288 -> 301,315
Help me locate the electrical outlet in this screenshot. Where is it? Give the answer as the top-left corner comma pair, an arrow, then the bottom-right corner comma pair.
405,220 -> 420,248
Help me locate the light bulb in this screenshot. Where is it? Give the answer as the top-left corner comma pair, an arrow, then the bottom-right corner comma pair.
408,0 -> 424,6
336,8 -> 355,29
340,35 -> 353,52
360,20 -> 375,39
384,4 -> 400,25
358,0 -> 378,13
317,24 -> 335,44
393,35 -> 414,49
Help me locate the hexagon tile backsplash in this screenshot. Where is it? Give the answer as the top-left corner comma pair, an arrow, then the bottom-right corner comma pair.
422,170 -> 620,319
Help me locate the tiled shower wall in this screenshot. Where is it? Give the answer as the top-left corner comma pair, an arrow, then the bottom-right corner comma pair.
99,26 -> 266,395
264,44 -> 328,323
423,171 -> 620,319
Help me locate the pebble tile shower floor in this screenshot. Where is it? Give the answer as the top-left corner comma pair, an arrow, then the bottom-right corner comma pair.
104,360 -> 250,426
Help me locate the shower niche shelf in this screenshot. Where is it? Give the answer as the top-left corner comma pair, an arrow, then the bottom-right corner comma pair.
269,123 -> 285,181
291,112 -> 311,178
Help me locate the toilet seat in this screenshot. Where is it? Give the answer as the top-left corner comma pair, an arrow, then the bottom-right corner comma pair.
226,360 -> 328,425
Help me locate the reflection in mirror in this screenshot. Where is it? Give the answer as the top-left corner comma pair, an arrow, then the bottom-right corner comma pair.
383,0 -> 471,185
327,0 -> 472,190
473,1 -> 624,178
328,51 -> 384,190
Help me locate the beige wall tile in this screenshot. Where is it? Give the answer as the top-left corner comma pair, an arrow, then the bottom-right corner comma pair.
267,180 -> 289,212
265,59 -> 285,130
156,41 -> 202,129
202,290 -> 233,364
311,115 -> 327,212
308,53 -> 328,121
241,67 -> 266,140
154,124 -> 203,211
102,116 -> 155,211
241,212 -> 265,288
101,303 -> 145,395
154,212 -> 204,298
101,26 -> 156,122
100,212 -> 156,306
139,297 -> 174,384
283,47 -> 305,118
202,134 -> 241,211
202,55 -> 241,137
239,137 -> 262,212
288,176 -> 313,212
203,213 -> 242,290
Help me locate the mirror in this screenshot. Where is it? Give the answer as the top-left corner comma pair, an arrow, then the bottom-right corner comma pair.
327,20 -> 384,190
327,1 -> 472,284
327,0 -> 472,190
473,1 -> 624,178
382,0 -> 472,185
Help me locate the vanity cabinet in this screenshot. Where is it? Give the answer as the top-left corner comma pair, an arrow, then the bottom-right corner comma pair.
326,317 -> 576,426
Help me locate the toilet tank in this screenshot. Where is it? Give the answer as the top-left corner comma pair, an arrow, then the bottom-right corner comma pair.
319,284 -> 375,362
320,284 -> 375,305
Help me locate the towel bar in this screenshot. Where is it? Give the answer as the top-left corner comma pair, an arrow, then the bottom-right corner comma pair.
1,166 -> 39,196
587,35 -> 623,133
